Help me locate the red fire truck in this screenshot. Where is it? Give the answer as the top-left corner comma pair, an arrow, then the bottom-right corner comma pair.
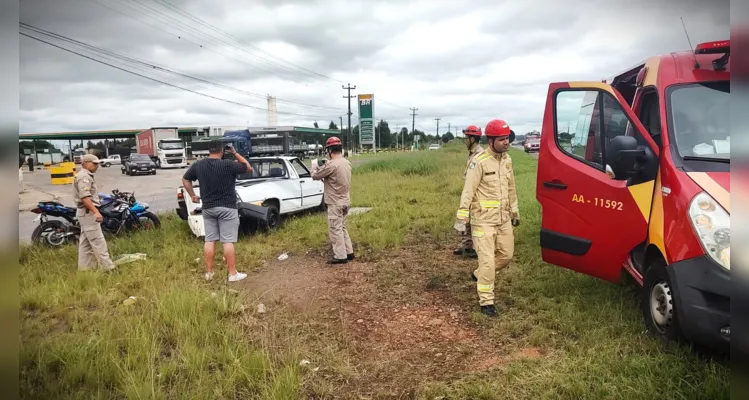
536,40 -> 730,352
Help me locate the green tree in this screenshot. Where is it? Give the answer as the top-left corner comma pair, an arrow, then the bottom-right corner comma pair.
375,119 -> 392,149
441,132 -> 455,143
329,121 -> 338,130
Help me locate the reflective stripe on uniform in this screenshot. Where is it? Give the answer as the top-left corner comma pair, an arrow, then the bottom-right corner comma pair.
477,283 -> 493,293
479,200 -> 500,208
472,229 -> 484,238
476,152 -> 491,163
456,209 -> 470,219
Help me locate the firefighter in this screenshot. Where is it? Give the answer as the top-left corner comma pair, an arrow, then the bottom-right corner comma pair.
454,119 -> 519,317
453,125 -> 485,258
312,136 -> 354,264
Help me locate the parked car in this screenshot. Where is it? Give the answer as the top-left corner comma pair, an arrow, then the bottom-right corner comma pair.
428,143 -> 441,150
524,138 -> 540,153
121,154 -> 157,175
99,154 -> 122,167
176,156 -> 324,237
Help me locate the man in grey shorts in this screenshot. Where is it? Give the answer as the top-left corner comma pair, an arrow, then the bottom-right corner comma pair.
182,140 -> 252,282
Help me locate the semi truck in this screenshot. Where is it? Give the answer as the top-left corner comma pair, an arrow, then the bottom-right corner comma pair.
72,148 -> 87,164
190,129 -> 309,160
136,127 -> 187,168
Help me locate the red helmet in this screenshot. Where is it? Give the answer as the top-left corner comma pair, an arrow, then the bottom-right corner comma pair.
485,119 -> 512,137
462,125 -> 482,137
325,136 -> 342,148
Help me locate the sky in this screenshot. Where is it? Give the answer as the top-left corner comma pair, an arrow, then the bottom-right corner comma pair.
19,0 -> 729,141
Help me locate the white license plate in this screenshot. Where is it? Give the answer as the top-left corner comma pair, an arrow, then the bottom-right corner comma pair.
33,214 -> 41,222
141,168 -> 148,170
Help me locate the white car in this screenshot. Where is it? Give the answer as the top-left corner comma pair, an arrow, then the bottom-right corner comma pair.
99,154 -> 122,167
176,156 -> 325,237
428,143 -> 441,150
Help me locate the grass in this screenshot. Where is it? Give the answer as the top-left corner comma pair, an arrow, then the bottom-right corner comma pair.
19,143 -> 730,399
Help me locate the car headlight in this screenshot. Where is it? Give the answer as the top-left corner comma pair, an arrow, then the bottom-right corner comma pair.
688,192 -> 730,270
250,200 -> 264,206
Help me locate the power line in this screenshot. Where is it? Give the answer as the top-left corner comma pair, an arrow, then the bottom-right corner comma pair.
20,31 -> 341,119
20,23 -> 345,113
152,0 -> 345,84
85,0 -> 335,90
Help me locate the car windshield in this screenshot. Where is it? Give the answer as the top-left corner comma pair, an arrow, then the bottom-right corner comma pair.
238,160 -> 287,180
668,81 -> 730,160
159,142 -> 184,150
130,155 -> 150,161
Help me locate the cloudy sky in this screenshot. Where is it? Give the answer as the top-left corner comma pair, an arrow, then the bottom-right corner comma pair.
20,0 -> 728,139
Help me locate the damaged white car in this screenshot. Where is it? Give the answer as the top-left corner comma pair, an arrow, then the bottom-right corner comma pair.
176,156 -> 325,237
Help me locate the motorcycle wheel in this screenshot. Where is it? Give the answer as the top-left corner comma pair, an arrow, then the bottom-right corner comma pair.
126,212 -> 161,231
32,220 -> 70,247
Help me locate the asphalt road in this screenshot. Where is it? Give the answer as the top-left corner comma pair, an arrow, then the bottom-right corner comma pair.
19,164 -> 187,243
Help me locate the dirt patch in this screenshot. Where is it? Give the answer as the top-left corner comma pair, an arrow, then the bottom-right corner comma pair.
238,240 -> 543,397
241,252 -> 339,315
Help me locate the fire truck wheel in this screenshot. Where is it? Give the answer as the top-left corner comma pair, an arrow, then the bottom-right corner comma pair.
641,258 -> 683,342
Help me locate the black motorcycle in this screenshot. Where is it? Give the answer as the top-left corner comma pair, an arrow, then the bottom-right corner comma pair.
30,190 -> 160,247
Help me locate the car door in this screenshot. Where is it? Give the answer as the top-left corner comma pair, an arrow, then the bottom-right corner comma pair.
266,159 -> 302,212
536,81 -> 659,283
289,158 -> 323,209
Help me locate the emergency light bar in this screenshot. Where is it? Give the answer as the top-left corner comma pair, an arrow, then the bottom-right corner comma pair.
694,40 -> 729,55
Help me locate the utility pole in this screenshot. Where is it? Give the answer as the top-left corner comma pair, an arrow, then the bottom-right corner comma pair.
342,83 -> 356,155
435,117 -> 441,138
447,122 -> 451,136
410,107 -> 418,150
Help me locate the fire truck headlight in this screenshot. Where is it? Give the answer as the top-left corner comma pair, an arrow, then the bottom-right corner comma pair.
688,192 -> 730,271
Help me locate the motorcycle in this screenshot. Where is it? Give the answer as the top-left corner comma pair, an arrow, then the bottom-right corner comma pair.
30,189 -> 160,247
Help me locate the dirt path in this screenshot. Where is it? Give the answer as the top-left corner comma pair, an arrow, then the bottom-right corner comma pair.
236,238 -> 545,397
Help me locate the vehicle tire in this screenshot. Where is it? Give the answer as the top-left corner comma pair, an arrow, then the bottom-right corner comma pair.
641,258 -> 684,343
156,159 -> 161,168
103,162 -> 111,167
263,202 -> 281,230
121,169 -> 125,175
151,170 -> 156,175
32,220 -> 69,247
126,212 -> 161,231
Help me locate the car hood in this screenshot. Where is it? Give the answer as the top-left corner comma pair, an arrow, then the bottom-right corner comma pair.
686,171 -> 730,213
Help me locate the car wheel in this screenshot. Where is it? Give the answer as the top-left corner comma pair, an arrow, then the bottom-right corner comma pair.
263,203 -> 281,230
103,162 -> 110,167
641,258 -> 683,343
156,159 -> 161,168
151,170 -> 156,175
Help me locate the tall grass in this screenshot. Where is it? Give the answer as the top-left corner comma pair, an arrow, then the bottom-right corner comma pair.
19,143 -> 729,399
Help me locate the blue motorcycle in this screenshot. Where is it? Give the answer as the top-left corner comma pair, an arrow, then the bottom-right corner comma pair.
30,189 -> 160,247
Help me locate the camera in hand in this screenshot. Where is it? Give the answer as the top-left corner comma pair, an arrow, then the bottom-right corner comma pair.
222,144 -> 234,160
317,159 -> 327,167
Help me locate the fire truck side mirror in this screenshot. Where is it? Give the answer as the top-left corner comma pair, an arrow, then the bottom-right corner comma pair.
606,136 -> 647,180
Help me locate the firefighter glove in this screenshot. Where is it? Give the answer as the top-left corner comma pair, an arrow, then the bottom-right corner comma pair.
512,217 -> 520,227
453,220 -> 467,234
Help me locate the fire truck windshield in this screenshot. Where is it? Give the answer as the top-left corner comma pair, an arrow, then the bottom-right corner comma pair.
668,81 -> 730,160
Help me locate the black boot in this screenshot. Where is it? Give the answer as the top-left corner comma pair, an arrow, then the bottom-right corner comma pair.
480,305 -> 498,317
327,258 -> 348,265
347,253 -> 355,261
471,271 -> 478,282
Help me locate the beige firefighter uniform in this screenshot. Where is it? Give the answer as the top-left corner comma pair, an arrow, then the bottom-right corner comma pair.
73,168 -> 115,271
456,148 -> 519,306
312,157 -> 353,260
460,143 -> 484,250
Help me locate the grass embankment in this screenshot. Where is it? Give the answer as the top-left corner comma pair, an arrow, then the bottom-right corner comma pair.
20,144 -> 729,399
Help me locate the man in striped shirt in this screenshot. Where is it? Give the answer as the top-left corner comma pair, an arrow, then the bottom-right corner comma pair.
182,140 -> 252,282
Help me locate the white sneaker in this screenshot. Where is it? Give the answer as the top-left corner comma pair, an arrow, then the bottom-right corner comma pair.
204,271 -> 214,281
228,272 -> 247,282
